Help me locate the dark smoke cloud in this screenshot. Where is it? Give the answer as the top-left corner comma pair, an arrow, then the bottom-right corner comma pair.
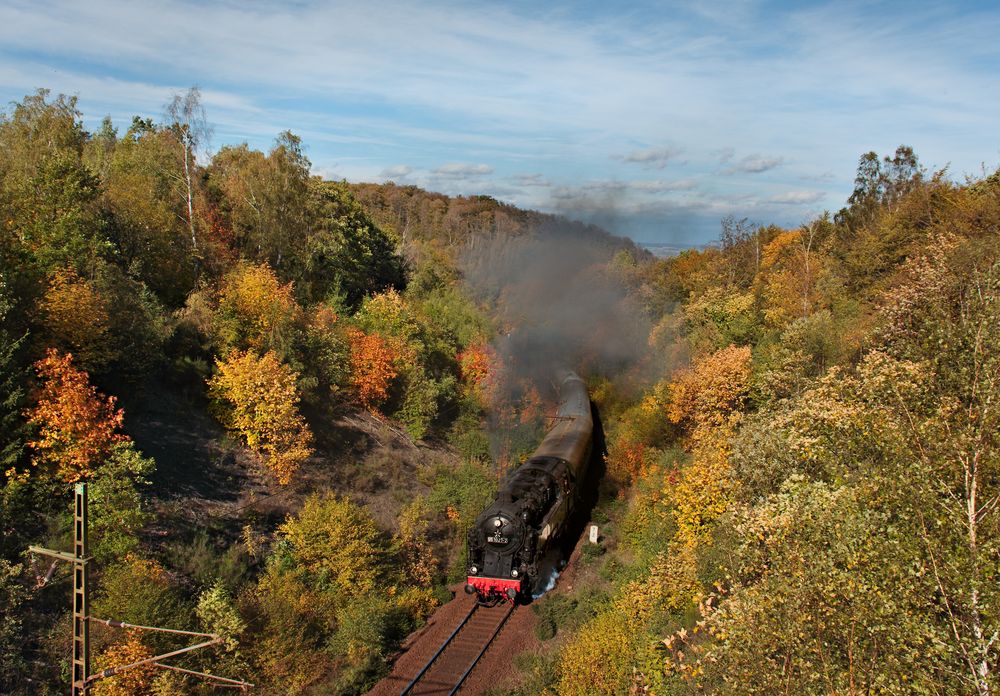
461,219 -> 650,398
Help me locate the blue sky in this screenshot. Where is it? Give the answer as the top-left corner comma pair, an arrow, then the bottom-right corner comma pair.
1,0 -> 998,246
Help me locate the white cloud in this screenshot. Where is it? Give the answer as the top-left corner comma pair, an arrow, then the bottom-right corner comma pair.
380,164 -> 414,180
768,190 -> 826,205
311,165 -> 344,180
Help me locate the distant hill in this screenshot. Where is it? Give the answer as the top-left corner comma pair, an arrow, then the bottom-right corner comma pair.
344,182 -> 643,256
638,242 -> 690,258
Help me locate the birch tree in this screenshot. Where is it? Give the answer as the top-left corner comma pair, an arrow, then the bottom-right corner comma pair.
166,87 -> 211,260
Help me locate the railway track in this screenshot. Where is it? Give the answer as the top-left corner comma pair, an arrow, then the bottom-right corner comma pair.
399,601 -> 515,696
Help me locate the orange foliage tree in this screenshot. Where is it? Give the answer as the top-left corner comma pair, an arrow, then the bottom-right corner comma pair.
208,350 -> 313,484
92,630 -> 156,696
457,342 -> 494,400
347,328 -> 397,411
25,349 -> 127,482
606,438 -> 649,486
606,393 -> 669,485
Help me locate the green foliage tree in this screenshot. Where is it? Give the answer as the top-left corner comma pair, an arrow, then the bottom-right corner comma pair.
699,477 -> 938,693
242,563 -> 334,693
0,90 -> 107,274
837,145 -> 923,231
88,441 -> 154,562
92,555 -> 191,653
241,495 -> 425,693
90,117 -> 197,303
300,180 -> 406,307
0,560 -> 27,690
0,280 -> 27,474
209,131 -> 310,271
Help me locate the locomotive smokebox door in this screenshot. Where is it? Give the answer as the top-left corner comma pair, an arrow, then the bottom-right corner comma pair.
485,515 -> 516,548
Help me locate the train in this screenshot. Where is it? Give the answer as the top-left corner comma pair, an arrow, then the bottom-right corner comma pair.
464,371 -> 594,604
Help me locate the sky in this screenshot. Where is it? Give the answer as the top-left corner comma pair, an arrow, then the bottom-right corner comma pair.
1,0 -> 998,247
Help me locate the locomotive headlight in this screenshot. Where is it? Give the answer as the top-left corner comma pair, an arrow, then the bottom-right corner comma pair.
511,569 -> 519,578
470,565 -> 478,575
494,519 -> 503,528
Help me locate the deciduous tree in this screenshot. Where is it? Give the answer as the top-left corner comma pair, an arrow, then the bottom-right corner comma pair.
166,87 -> 210,258
39,267 -> 114,370
215,262 -> 301,360
347,329 -> 397,411
25,349 -> 127,482
0,90 -> 106,273
92,631 -> 156,696
278,493 -> 386,595
207,350 -> 313,484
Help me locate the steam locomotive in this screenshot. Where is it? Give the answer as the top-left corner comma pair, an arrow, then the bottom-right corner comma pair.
465,372 -> 594,603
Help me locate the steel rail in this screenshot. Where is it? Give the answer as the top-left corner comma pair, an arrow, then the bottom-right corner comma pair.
399,602 -> 479,696
447,603 -> 515,696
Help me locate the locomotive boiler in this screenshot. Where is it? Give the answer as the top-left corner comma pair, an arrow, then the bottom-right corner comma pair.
465,371 -> 593,603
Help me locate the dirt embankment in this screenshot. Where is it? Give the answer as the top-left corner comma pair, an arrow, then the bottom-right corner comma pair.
121,379 -> 460,548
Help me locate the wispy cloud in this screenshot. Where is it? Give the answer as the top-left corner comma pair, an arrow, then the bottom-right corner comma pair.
729,154 -> 785,174
714,146 -> 736,164
800,171 -> 836,182
579,179 -> 698,194
510,173 -> 551,187
433,163 -> 494,178
617,146 -> 684,169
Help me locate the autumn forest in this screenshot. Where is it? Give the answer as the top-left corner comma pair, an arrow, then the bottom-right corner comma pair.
0,88 -> 998,695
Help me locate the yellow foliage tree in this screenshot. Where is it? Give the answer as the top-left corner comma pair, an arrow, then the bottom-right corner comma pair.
207,350 -> 313,484
395,500 -> 438,589
40,267 -> 114,369
215,262 -> 301,358
278,494 -> 385,595
756,226 -> 835,328
666,344 -> 753,430
615,545 -> 701,619
557,609 -> 642,695
661,345 -> 752,550
671,427 -> 737,547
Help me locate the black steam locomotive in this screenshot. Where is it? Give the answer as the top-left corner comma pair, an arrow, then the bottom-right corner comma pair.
465,372 -> 594,603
